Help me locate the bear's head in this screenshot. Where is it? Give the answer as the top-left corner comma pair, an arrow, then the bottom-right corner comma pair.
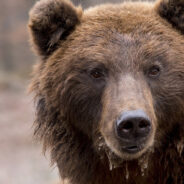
29,0 -> 184,173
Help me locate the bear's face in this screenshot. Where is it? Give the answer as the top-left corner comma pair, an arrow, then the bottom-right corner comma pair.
29,0 -> 184,163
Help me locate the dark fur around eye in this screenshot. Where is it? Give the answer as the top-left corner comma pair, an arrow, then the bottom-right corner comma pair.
148,65 -> 161,78
90,69 -> 105,79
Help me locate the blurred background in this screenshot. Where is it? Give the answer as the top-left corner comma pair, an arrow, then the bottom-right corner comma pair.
0,0 -> 153,184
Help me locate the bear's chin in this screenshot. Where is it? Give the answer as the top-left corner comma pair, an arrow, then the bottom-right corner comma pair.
104,145 -> 153,171
102,140 -> 154,170
96,134 -> 154,169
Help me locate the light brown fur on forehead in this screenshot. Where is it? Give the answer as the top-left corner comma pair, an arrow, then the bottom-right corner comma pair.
82,2 -> 154,33
53,30 -> 167,72
68,1 -> 184,47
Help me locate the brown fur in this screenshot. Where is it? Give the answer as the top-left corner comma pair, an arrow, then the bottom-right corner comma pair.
29,0 -> 82,59
156,0 -> 184,33
28,0 -> 184,183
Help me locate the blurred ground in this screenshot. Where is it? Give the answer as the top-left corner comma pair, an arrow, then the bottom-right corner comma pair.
0,76 -> 59,184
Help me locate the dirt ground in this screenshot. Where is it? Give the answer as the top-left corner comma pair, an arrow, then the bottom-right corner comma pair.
0,78 -> 59,184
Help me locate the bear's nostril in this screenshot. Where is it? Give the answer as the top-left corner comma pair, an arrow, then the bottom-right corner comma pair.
138,120 -> 150,129
121,121 -> 133,132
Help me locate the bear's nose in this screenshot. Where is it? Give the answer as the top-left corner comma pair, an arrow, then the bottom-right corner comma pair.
116,110 -> 151,141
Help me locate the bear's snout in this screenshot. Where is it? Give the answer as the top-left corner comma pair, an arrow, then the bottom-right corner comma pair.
100,75 -> 156,159
115,110 -> 152,153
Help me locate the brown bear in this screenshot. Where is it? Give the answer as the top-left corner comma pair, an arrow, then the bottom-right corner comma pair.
28,0 -> 184,183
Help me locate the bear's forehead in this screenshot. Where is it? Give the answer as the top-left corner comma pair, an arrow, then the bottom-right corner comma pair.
54,31 -> 169,75
62,25 -> 170,68
66,3 -> 171,52
72,2 -> 182,45
82,2 -> 155,33
50,1 -> 183,70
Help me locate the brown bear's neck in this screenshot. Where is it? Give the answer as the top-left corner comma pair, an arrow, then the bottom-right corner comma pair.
56,129 -> 184,184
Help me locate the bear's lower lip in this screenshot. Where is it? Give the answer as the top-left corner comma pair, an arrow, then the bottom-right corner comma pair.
122,145 -> 141,154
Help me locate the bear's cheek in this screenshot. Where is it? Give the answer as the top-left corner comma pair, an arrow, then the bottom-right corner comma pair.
59,76 -> 105,136
150,72 -> 184,134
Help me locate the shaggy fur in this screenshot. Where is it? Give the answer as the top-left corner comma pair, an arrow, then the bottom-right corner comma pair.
29,0 -> 82,58
156,0 -> 184,33
28,0 -> 184,184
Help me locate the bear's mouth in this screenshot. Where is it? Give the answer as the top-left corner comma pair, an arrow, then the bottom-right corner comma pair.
122,145 -> 141,154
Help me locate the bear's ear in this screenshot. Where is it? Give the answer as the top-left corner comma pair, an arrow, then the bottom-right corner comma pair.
156,0 -> 184,34
28,0 -> 82,58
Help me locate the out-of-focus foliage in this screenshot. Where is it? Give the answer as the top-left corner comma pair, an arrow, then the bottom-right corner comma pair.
72,0 -> 153,8
0,0 -> 36,77
73,0 -> 124,8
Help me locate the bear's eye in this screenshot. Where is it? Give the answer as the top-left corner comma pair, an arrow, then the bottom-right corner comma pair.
148,65 -> 160,78
90,69 -> 104,79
